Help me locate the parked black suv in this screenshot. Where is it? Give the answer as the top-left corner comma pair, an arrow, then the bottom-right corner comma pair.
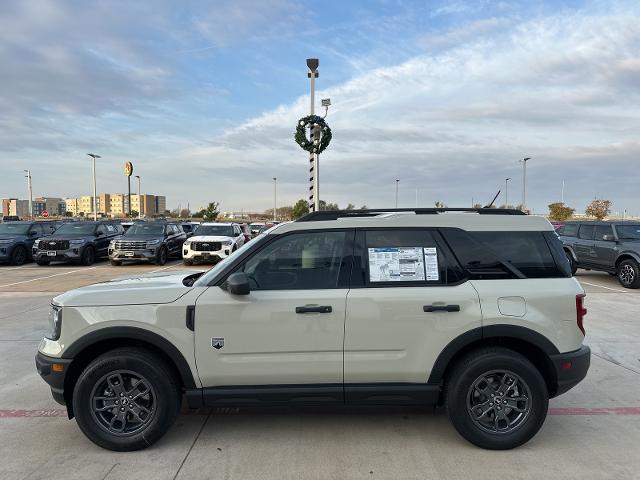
0,221 -> 59,265
32,221 -> 123,266
557,221 -> 640,288
108,222 -> 186,265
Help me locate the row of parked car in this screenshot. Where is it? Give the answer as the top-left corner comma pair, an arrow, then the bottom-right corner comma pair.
0,219 -> 277,267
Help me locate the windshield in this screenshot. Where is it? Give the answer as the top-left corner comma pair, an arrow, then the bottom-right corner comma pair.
0,223 -> 30,235
54,223 -> 96,235
250,224 -> 264,230
616,225 -> 640,240
194,225 -> 234,237
195,233 -> 268,286
125,224 -> 165,236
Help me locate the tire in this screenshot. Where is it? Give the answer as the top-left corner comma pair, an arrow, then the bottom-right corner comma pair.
445,347 -> 548,450
72,348 -> 181,451
155,246 -> 168,266
183,259 -> 193,266
10,245 -> 27,266
36,258 -> 50,266
80,246 -> 95,266
617,259 -> 640,289
110,259 -> 122,266
565,251 -> 577,276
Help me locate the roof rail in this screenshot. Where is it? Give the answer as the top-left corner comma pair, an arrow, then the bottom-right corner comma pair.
296,208 -> 526,222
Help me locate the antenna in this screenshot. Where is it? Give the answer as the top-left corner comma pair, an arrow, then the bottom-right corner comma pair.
485,190 -> 501,208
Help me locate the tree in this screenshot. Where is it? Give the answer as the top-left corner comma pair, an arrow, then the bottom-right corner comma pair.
360,205 -> 368,210
585,199 -> 611,220
345,203 -> 356,210
319,200 -> 339,211
473,203 -> 483,209
198,202 -> 219,221
64,211 -> 73,217
435,201 -> 447,208
179,209 -> 190,219
548,202 -> 575,221
130,210 -> 139,217
291,199 -> 309,219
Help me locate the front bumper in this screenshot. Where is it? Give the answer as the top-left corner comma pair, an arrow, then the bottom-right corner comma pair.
109,248 -> 157,262
183,247 -> 230,261
33,248 -> 81,262
549,345 -> 590,397
35,351 -> 73,406
0,244 -> 14,262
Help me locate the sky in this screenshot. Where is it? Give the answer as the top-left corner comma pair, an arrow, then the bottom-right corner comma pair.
0,0 -> 638,215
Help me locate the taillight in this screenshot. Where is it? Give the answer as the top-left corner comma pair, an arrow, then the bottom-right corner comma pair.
576,294 -> 587,335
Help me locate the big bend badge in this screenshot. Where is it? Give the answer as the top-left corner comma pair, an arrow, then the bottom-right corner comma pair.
211,337 -> 224,350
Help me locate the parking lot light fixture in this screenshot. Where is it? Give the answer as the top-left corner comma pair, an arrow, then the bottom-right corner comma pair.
395,179 -> 400,208
520,157 -> 531,211
86,154 -> 101,221
505,177 -> 511,207
273,177 -> 277,222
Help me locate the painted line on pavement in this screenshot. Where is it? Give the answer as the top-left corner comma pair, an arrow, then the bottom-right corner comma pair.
580,281 -> 629,293
3,406 -> 640,418
0,267 -> 98,288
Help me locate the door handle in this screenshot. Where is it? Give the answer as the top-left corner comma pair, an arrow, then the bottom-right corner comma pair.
423,304 -> 460,312
295,305 -> 332,314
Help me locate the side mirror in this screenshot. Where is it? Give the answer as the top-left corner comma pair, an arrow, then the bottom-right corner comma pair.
95,230 -> 104,237
29,230 -> 38,237
226,272 -> 251,295
603,234 -> 615,242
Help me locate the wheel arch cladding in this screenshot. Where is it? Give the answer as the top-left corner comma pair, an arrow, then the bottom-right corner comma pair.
428,326 -> 559,398
62,327 -> 195,417
615,252 -> 640,266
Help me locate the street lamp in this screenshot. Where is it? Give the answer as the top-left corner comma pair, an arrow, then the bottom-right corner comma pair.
306,58 -> 320,212
505,177 -> 511,207
273,177 -> 277,222
395,179 -> 400,208
520,157 -> 531,211
24,170 -> 33,219
86,154 -> 101,221
135,175 -> 142,219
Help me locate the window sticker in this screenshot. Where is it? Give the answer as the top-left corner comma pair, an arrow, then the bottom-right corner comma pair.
368,247 -> 426,282
424,247 -> 440,281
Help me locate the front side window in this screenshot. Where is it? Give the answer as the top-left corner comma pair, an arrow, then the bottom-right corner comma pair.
594,225 -> 613,241
240,231 -> 347,290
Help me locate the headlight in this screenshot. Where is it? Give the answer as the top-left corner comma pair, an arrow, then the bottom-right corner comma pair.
46,304 -> 62,341
221,239 -> 233,246
146,239 -> 160,247
183,241 -> 191,247
34,239 -> 41,246
69,239 -> 85,245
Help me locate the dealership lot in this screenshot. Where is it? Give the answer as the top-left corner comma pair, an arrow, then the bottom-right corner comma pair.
0,263 -> 639,480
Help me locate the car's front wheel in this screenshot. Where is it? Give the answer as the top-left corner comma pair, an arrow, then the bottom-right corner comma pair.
565,251 -> 577,276
80,246 -> 95,266
72,348 -> 181,451
617,259 -> 640,289
10,245 -> 27,265
445,347 -> 548,450
155,246 -> 168,266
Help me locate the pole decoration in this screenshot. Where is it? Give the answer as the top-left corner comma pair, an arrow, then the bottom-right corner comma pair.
295,115 -> 332,154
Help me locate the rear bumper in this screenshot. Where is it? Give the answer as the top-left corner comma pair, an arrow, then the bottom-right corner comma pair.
35,351 -> 72,406
549,345 -> 590,397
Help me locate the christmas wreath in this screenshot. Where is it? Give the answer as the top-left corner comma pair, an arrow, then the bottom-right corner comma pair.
294,115 -> 332,154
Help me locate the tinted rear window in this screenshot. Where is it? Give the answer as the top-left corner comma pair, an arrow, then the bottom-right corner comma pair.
442,229 -> 569,279
578,224 -> 595,240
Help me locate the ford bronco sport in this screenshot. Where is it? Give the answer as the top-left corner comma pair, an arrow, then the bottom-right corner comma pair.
35,208 -> 590,451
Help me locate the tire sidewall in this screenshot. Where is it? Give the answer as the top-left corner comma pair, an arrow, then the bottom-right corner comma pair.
617,259 -> 640,289
81,246 -> 95,266
72,352 -> 179,451
156,247 -> 167,265
11,245 -> 27,265
446,350 -> 548,450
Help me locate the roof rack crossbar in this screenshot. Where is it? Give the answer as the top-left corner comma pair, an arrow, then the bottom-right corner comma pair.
296,208 -> 526,222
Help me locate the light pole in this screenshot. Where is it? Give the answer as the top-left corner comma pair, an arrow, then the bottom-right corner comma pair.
86,154 -> 100,221
273,177 -> 277,222
395,179 -> 400,208
24,170 -> 33,219
561,180 -> 565,204
306,58 -> 319,212
520,157 -> 531,211
135,175 -> 142,219
505,177 -> 511,207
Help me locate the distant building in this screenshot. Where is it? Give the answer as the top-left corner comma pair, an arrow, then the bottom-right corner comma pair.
7,199 -> 30,218
155,196 -> 166,215
33,197 -> 66,216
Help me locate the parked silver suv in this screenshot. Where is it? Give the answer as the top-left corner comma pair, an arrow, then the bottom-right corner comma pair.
36,208 -> 589,451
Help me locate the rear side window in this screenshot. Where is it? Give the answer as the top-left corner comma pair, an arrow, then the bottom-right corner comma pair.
578,224 -> 595,240
558,224 -> 578,237
594,225 -> 613,241
441,229 -> 569,279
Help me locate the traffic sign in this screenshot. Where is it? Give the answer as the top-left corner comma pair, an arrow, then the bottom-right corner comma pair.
42,211 -> 49,218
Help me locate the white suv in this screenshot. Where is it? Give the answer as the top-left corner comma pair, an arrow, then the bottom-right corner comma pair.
182,222 -> 245,265
35,208 -> 589,451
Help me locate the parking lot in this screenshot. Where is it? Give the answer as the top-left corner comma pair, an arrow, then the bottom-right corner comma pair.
1,262 -> 639,480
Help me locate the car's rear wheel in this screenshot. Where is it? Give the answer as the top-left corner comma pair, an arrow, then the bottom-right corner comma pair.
445,347 -> 548,450
617,259 -> 640,289
565,251 -> 577,275
10,245 -> 27,265
72,348 -> 181,451
155,246 -> 168,266
81,246 -> 95,266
